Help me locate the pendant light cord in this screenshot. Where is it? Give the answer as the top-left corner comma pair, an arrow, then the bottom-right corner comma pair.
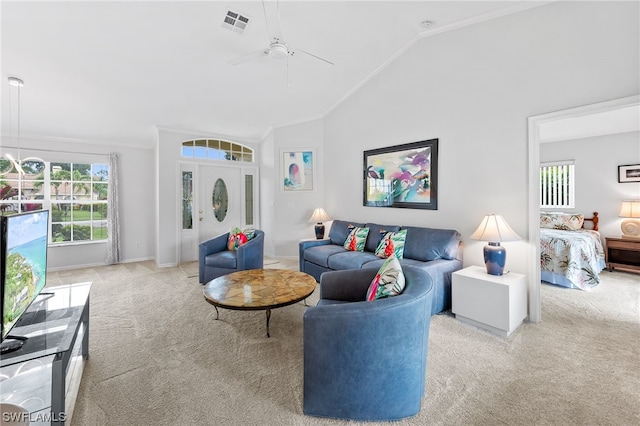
7,77 -> 25,175
16,80 -> 21,162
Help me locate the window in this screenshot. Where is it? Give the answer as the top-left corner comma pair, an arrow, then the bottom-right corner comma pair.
0,160 -> 110,244
181,171 -> 193,230
245,174 -> 254,226
181,139 -> 253,162
540,161 -> 575,209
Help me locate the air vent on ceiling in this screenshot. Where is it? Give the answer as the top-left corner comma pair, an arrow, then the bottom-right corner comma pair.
223,10 -> 250,34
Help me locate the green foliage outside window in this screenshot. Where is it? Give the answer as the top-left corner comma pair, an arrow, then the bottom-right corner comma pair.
0,160 -> 110,244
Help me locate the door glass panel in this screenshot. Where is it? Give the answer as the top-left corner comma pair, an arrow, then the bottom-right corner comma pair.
212,178 -> 228,222
182,171 -> 193,229
245,175 -> 253,226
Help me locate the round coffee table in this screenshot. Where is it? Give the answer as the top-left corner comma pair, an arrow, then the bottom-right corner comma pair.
203,269 -> 316,337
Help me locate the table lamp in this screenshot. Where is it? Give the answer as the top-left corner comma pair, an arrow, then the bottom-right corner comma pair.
309,208 -> 331,239
619,200 -> 640,239
470,214 -> 521,276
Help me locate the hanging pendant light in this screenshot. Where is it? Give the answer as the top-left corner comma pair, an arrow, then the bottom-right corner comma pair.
6,77 -> 25,175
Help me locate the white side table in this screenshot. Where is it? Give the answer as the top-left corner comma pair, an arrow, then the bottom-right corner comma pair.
452,265 -> 527,337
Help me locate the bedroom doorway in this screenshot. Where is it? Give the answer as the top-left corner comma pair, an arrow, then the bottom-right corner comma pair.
527,95 -> 640,323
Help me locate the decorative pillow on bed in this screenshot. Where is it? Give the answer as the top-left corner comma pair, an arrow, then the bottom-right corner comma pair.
343,226 -> 369,252
374,229 -> 407,260
227,227 -> 256,251
540,213 -> 584,231
366,255 -> 405,301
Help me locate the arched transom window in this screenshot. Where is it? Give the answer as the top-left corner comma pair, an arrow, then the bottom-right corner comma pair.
181,139 -> 253,162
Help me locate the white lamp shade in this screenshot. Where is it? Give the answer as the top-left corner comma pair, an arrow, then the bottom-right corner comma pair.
619,200 -> 640,218
470,214 -> 521,243
309,208 -> 331,223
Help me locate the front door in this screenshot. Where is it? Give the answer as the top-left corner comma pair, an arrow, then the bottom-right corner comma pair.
179,163 -> 259,263
197,165 -> 242,243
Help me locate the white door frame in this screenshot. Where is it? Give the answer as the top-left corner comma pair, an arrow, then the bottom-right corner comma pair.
178,161 -> 259,263
527,95 -> 639,323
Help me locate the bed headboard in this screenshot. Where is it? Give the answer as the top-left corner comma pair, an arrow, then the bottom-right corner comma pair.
541,211 -> 599,232
583,212 -> 599,231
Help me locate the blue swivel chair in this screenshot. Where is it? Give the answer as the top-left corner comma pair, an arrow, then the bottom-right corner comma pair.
303,265 -> 434,421
198,230 -> 265,284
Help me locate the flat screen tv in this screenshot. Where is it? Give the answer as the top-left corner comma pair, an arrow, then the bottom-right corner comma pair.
0,209 -> 49,354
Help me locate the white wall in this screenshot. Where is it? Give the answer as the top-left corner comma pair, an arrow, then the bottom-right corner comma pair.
320,1 -> 639,274
12,136 -> 155,270
270,119 -> 326,257
541,131 -> 640,238
155,128 -> 181,267
259,130 -> 276,257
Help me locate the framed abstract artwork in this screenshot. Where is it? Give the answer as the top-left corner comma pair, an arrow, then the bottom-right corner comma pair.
618,164 -> 640,183
363,139 -> 438,210
281,149 -> 315,192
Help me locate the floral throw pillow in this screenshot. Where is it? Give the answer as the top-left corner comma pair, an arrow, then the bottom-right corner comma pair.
227,227 -> 256,251
366,255 -> 405,301
540,213 -> 584,231
375,229 -> 407,260
343,226 -> 369,252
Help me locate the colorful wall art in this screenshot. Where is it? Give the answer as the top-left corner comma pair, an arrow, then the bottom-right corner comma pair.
282,149 -> 315,192
363,139 -> 438,210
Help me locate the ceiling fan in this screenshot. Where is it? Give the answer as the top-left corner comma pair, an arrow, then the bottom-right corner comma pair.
228,0 -> 334,83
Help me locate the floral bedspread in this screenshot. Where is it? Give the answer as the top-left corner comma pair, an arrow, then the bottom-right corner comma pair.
540,229 -> 605,290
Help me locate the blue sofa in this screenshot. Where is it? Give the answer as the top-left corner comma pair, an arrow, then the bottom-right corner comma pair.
303,266 -> 434,420
299,220 -> 462,315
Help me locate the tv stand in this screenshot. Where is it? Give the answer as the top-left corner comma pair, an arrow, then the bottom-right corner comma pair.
0,282 -> 91,425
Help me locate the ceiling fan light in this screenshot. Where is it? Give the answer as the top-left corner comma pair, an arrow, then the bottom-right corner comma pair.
269,43 -> 289,59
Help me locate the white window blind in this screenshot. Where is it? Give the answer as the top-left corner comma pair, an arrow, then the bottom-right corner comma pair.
540,160 -> 575,209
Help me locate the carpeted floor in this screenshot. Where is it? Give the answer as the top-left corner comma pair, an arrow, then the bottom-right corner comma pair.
43,259 -> 639,426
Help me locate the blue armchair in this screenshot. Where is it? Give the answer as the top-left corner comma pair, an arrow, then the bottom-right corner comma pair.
198,230 -> 265,284
303,265 -> 434,421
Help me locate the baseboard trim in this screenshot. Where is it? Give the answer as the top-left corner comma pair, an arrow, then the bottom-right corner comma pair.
47,256 -> 156,272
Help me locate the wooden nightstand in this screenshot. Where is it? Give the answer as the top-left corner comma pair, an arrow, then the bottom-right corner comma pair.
605,237 -> 640,274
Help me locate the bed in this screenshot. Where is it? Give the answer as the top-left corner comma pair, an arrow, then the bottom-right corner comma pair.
540,212 -> 606,290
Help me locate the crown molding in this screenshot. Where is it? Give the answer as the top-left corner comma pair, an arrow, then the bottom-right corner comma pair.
155,126 -> 262,146
0,132 -> 155,151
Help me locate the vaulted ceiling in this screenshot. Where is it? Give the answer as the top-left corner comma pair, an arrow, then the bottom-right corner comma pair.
2,1 -> 546,148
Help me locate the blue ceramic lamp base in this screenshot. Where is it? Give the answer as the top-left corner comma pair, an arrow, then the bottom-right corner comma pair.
484,242 -> 506,276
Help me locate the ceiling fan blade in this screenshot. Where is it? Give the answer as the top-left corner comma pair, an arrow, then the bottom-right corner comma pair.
294,48 -> 334,66
228,49 -> 268,65
285,54 -> 290,88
